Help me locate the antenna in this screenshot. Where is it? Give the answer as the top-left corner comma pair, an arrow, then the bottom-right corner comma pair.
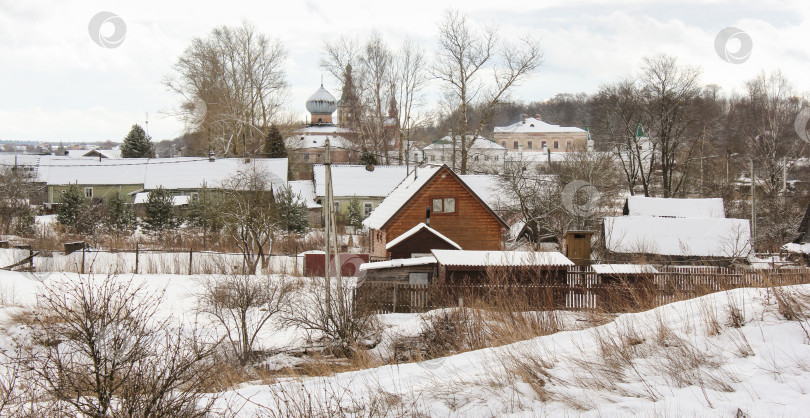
145,112 -> 150,136
320,74 -> 323,87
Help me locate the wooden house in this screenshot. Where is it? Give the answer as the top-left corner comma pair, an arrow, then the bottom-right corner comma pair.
363,165 -> 508,260
386,222 -> 461,260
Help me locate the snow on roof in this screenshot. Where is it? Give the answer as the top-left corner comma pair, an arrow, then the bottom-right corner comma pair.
362,165 -> 443,230
423,136 -> 506,150
605,216 -> 751,258
458,174 -> 508,210
133,192 -> 190,206
782,243 -> 810,254
143,158 -> 287,190
591,264 -> 659,275
313,164 -> 407,198
42,157 -> 288,189
287,180 -> 321,209
285,135 -> 354,150
296,125 -> 353,135
385,222 -> 462,250
358,256 -> 437,272
431,249 -> 574,267
626,196 -> 725,218
494,117 -> 586,134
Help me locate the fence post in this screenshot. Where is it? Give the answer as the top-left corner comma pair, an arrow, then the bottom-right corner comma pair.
392,285 -> 398,313
81,244 -> 85,275
458,296 -> 463,308
189,248 -> 193,275
135,242 -> 139,274
28,248 -> 33,270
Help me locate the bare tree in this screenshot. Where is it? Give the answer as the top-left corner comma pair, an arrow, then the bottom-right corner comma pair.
394,38 -> 431,166
220,163 -> 279,274
0,166 -> 41,235
166,21 -> 289,157
197,274 -> 296,364
433,8 -> 543,173
638,54 -> 702,197
27,275 -> 215,417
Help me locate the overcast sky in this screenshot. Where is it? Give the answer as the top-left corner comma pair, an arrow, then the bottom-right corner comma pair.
0,0 -> 807,143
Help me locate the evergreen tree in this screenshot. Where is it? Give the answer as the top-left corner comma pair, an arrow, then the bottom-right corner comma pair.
345,196 -> 364,229
142,187 -> 178,232
121,124 -> 155,158
274,186 -> 308,233
263,125 -> 287,158
358,147 -> 379,166
104,194 -> 136,235
186,185 -> 223,233
56,184 -> 99,233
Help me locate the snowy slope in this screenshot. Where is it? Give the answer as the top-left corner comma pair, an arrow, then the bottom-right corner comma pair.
214,285 -> 810,416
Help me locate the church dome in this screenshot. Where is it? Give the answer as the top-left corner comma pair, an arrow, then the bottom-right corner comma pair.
306,85 -> 338,115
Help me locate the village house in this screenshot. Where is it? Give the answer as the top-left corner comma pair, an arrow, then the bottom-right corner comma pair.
604,196 -> 752,265
493,115 -> 590,154
421,135 -> 507,174
362,164 -> 508,260
312,164 -> 408,225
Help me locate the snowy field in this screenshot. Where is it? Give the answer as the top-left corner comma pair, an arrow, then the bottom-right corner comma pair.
213,285 -> 810,417
0,268 -> 808,416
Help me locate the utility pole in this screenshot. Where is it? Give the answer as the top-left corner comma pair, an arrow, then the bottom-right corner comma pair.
750,157 -> 756,252
324,139 -> 332,316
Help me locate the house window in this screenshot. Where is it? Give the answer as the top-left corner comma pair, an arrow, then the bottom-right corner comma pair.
363,202 -> 373,217
191,192 -> 199,201
527,141 -> 533,149
432,197 -> 456,213
430,155 -> 436,162
566,141 -> 572,150
554,141 -> 559,149
484,155 -> 490,161
334,202 -> 340,214
474,155 -> 479,161
304,154 -> 310,161
501,141 -> 506,147
513,141 -> 519,149
494,155 -> 499,161
541,141 -> 546,149
84,187 -> 93,198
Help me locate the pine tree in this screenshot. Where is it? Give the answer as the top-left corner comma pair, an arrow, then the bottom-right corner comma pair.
358,147 -> 379,166
263,125 -> 287,158
121,124 -> 155,158
104,194 -> 136,235
274,186 -> 309,233
142,187 -> 178,232
345,196 -> 364,229
56,184 -> 100,233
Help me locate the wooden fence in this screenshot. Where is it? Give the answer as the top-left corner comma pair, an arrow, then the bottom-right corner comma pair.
355,266 -> 810,314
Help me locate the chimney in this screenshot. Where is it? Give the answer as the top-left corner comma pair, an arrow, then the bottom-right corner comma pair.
425,206 -> 431,227
208,150 -> 215,162
521,114 -> 527,124
535,114 -> 542,120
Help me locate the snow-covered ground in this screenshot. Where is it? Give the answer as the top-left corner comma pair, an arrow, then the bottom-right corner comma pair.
1,267 -> 809,416
213,285 -> 810,417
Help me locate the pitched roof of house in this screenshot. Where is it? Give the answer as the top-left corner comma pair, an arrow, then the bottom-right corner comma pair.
431,250 -> 574,267
624,196 -> 726,218
591,264 -> 659,275
494,117 -> 586,134
362,164 -> 508,230
605,216 -> 751,258
313,164 -> 407,198
358,256 -> 437,272
385,222 -> 462,250
423,136 -> 506,150
40,157 -> 288,189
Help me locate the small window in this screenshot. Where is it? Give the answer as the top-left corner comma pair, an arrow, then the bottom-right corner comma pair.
541,141 -> 546,148
494,156 -> 499,161
84,187 -> 93,198
474,155 -> 479,161
513,141 -> 519,149
363,202 -> 373,217
444,198 -> 455,213
304,154 -> 310,161
430,155 -> 436,162
527,141 -> 533,149
191,192 -> 199,202
432,198 -> 443,212
484,155 -> 490,161
334,202 -> 340,214
409,272 -> 429,285
567,141 -> 572,150
501,141 -> 506,147
554,141 -> 559,149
